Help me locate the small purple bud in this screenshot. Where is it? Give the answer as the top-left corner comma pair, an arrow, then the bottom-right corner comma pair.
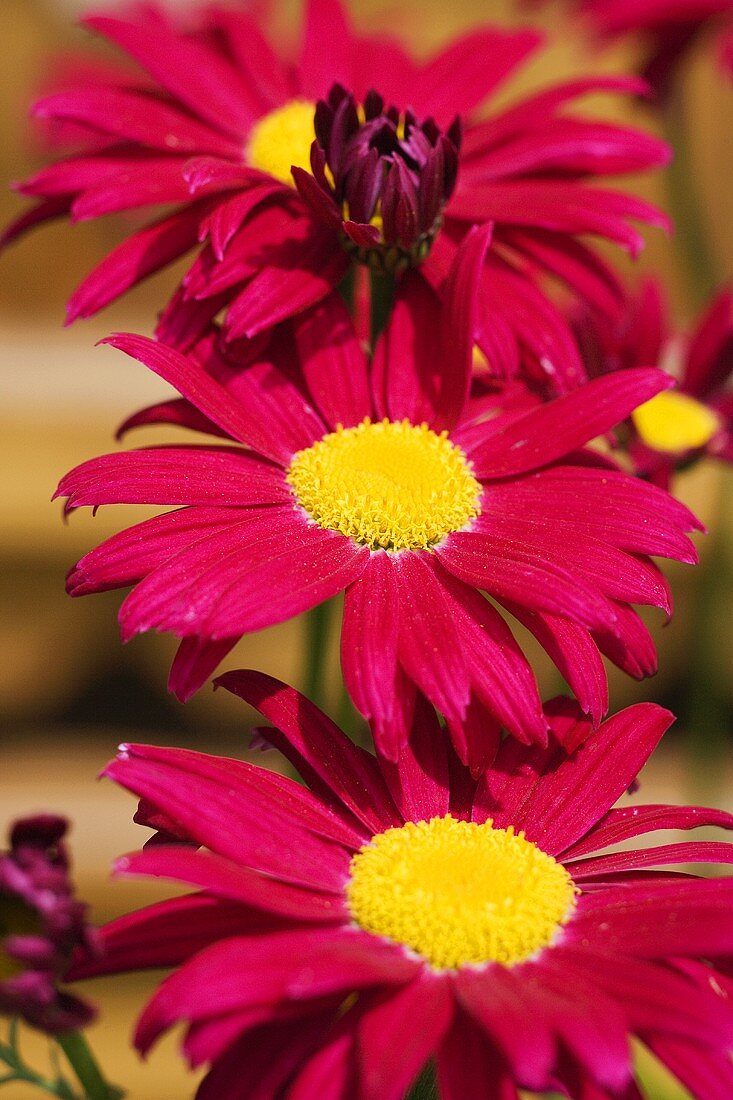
300,83 -> 462,273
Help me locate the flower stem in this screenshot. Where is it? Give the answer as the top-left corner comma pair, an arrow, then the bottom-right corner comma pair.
683,469 -> 731,787
662,75 -> 719,307
407,1064 -> 439,1100
303,600 -> 335,709
56,1032 -> 122,1100
370,270 -> 395,349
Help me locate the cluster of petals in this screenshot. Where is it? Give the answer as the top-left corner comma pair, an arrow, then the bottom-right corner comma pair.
0,815 -> 97,1034
575,278 -> 733,487
4,0 -> 671,393
68,676 -> 733,1099
55,229 -> 702,769
531,0 -> 733,92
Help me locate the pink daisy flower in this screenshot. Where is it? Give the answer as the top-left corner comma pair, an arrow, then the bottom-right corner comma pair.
55,230 -> 701,768
69,678 -> 733,1098
575,278 -> 733,487
5,0 -> 669,391
528,0 -> 733,94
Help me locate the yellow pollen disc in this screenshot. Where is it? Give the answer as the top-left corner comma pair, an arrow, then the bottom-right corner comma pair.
246,100 -> 316,186
286,417 -> 482,551
346,815 -> 577,970
632,390 -> 721,454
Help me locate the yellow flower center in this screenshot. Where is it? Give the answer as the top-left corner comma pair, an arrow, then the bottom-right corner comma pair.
287,418 -> 482,551
246,99 -> 317,186
632,390 -> 720,454
346,816 -> 577,970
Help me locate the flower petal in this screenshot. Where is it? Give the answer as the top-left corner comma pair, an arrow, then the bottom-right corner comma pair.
377,693 -> 451,823
105,743 -> 354,890
437,527 -> 617,631
372,274 -> 444,425
474,703 -> 674,853
67,204 -> 205,322
434,221 -> 494,431
115,846 -> 347,922
502,604 -> 608,725
292,292 -> 372,430
65,507 -> 251,596
34,87 -> 241,158
120,507 -> 368,641
415,28 -> 541,123
563,803 -> 733,861
169,635 -> 238,702
68,894 -> 265,979
437,1010 -> 520,1100
224,217 -> 348,339
572,879 -> 733,958
357,972 -> 454,1100
134,928 -> 418,1054
467,368 -> 673,479
101,333 -> 321,461
568,841 -> 733,880
83,13 -> 257,138
341,551 -> 412,755
456,965 -> 555,1089
56,447 -> 288,510
215,669 -> 399,834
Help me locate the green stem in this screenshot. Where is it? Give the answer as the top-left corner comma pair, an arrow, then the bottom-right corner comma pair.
682,469 -> 732,790
370,270 -> 395,349
406,1063 -> 439,1100
56,1033 -> 121,1100
303,600 -> 334,708
662,75 -> 719,307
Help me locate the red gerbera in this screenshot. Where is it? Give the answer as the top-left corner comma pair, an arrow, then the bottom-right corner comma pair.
575,278 -> 733,487
5,0 -> 669,392
55,230 -> 701,768
69,678 -> 733,1099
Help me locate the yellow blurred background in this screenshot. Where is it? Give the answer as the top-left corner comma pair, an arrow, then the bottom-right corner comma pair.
1,1 -> 732,1096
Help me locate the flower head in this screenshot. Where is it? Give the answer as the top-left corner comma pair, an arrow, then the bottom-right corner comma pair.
575,278 -> 733,487
4,1 -> 669,392
55,230 -> 702,768
0,816 -> 97,1034
531,0 -> 733,93
69,682 -> 733,1098
297,84 -> 460,273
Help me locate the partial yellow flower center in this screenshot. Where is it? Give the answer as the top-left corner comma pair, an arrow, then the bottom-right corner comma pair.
246,99 -> 316,185
287,418 -> 482,551
632,390 -> 720,454
346,816 -> 577,970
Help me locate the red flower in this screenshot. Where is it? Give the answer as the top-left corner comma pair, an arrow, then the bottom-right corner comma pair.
575,278 -> 733,487
531,0 -> 733,93
55,230 -> 700,768
69,681 -> 733,1099
5,1 -> 669,392
0,816 -> 97,1034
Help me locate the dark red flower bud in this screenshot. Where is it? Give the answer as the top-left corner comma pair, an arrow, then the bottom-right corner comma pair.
0,816 -> 98,1034
295,84 -> 461,274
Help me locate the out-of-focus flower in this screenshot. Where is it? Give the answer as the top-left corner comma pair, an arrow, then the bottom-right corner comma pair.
4,1 -> 669,392
0,816 -> 97,1034
69,682 -> 733,1099
54,230 -> 701,768
575,279 -> 733,487
529,0 -> 733,94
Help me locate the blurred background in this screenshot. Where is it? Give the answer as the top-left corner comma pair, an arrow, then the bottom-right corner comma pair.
1,0 -> 732,1096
